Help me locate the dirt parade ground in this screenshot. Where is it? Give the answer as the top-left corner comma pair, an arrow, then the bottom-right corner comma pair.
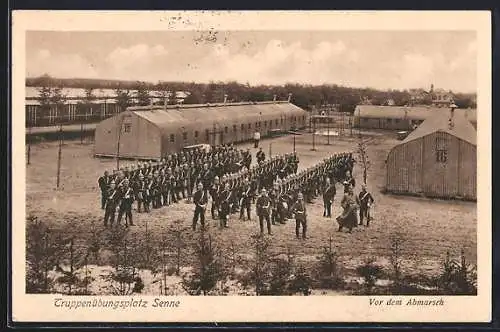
25,130 -> 477,294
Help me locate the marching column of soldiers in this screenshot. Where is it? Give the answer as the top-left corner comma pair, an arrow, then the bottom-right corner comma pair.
196,151 -> 369,238
98,144 -> 300,228
98,145 -> 373,237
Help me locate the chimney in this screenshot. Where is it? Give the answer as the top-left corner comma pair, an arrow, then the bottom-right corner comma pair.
224,94 -> 228,104
287,93 -> 292,102
273,94 -> 277,102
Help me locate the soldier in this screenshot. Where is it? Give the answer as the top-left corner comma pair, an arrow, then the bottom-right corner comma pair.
134,173 -> 147,213
276,185 -> 289,224
256,188 -> 272,235
322,177 -> 336,218
98,171 -> 112,209
269,186 -> 279,225
117,178 -> 135,227
239,179 -> 252,221
189,161 -> 198,199
292,152 -> 299,174
254,130 -> 261,148
256,147 -> 265,164
174,167 -> 183,201
152,171 -> 161,209
210,176 -> 221,219
201,163 -> 213,197
219,182 -> 232,228
358,184 -> 374,226
159,169 -> 168,206
292,192 -> 307,239
192,182 -> 208,231
244,148 -> 252,169
182,163 -> 190,200
337,186 -> 359,233
144,174 -> 154,212
104,180 -> 119,227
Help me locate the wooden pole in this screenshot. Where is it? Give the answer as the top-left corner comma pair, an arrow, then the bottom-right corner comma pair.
268,142 -> 272,158
80,122 -> 84,145
293,135 -> 296,153
311,119 -> 316,151
56,122 -> 63,189
327,109 -> 331,145
116,117 -> 123,170
27,126 -> 31,165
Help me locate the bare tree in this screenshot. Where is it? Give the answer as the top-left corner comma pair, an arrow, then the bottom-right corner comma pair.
356,136 -> 371,185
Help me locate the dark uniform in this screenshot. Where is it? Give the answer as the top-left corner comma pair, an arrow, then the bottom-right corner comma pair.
358,187 -> 374,226
322,181 -> 336,218
192,185 -> 208,230
219,185 -> 232,228
117,181 -> 134,227
134,175 -> 147,212
104,181 -> 118,226
256,149 -> 265,164
239,184 -> 252,221
98,172 -> 111,209
256,190 -> 272,235
292,194 -> 307,239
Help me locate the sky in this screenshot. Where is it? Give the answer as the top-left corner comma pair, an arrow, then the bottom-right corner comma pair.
25,31 -> 477,93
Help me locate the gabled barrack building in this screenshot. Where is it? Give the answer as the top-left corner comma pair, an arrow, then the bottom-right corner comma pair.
94,101 -> 308,159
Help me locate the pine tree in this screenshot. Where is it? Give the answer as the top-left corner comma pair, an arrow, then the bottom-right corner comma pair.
136,82 -> 151,106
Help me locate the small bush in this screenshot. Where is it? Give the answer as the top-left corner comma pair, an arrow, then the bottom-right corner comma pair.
314,236 -> 344,290
436,249 -> 477,295
356,257 -> 383,295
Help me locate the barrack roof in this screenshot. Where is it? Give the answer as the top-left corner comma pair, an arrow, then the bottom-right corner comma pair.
401,109 -> 477,146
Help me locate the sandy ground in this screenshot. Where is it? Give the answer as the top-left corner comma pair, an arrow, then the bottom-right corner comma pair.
25,131 -> 477,280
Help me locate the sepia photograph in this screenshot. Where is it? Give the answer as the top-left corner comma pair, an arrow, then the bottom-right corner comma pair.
11,11 -> 491,323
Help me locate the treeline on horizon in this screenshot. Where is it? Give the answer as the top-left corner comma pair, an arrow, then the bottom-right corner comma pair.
26,75 -> 477,112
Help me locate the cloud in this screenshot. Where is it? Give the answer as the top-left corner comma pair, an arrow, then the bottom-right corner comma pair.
105,44 -> 169,74
26,35 -> 477,92
183,39 -> 357,85
26,49 -> 99,78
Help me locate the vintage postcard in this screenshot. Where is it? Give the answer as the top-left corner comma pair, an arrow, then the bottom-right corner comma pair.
11,11 -> 491,323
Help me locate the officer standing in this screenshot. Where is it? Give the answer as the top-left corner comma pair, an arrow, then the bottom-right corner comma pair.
117,178 -> 135,227
256,147 -> 266,164
98,171 -> 111,209
254,130 -> 261,148
239,179 -> 252,221
134,174 -> 146,213
210,176 -> 221,219
219,182 -> 232,228
104,180 -> 118,227
322,177 -> 336,218
292,192 -> 307,239
358,184 -> 374,226
192,182 -> 208,231
256,188 -> 272,235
